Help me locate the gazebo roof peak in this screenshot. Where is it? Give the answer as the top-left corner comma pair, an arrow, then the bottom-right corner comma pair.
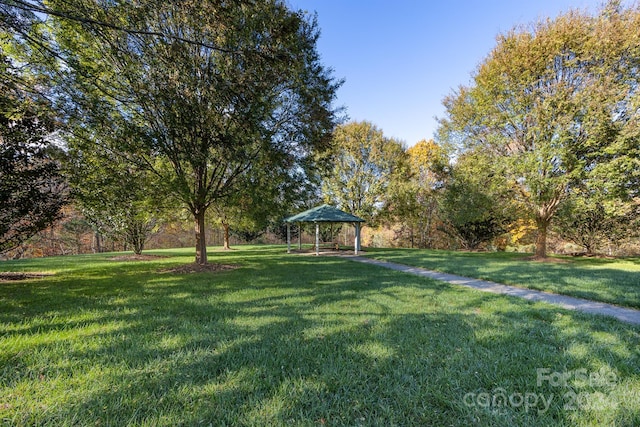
284,204 -> 365,223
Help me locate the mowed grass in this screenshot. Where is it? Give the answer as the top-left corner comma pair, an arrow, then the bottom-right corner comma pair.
366,248 -> 640,310
1,246 -> 639,426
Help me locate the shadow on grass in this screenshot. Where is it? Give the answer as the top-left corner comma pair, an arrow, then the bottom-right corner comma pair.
367,248 -> 640,309
1,249 -> 639,425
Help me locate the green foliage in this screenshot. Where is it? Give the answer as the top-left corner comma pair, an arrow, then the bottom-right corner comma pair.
554,191 -> 639,255
0,4 -> 69,254
322,121 -> 406,225
26,0 -> 341,264
1,247 -> 639,425
0,3 -> 51,105
66,131 -> 166,254
385,139 -> 449,248
440,150 -> 516,250
0,109 -> 68,254
209,153 -> 319,248
439,3 -> 640,257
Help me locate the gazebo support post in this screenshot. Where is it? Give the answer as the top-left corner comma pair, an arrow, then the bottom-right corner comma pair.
330,223 -> 333,248
354,222 -> 361,255
315,222 -> 320,256
298,223 -> 302,250
286,223 -> 291,254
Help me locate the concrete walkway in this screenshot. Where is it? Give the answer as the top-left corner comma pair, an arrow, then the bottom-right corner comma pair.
346,256 -> 640,326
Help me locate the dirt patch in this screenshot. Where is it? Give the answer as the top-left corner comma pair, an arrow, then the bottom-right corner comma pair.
161,263 -> 239,274
519,256 -> 570,263
0,272 -> 54,282
108,254 -> 168,261
568,252 -> 616,259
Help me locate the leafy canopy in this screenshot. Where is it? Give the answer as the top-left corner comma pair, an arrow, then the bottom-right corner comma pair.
322,121 -> 405,225
439,2 -> 640,257
40,0 -> 341,264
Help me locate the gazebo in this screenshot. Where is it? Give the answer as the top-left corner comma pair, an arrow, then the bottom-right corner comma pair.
284,204 -> 365,255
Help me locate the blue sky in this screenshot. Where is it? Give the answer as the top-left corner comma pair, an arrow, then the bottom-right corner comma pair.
288,0 -> 611,146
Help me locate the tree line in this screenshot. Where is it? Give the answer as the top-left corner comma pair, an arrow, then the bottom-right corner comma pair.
324,2 -> 640,258
2,1 -> 639,260
440,1 -> 640,257
1,0 -> 341,263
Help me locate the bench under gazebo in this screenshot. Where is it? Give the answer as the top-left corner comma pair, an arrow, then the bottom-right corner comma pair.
284,204 -> 365,255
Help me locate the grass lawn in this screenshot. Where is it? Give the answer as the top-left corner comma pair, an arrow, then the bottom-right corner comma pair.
1,246 -> 639,426
365,248 -> 640,310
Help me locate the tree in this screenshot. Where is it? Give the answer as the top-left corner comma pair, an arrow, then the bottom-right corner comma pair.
554,189 -> 639,255
0,0 -> 73,253
322,121 -> 406,224
1,18 -> 68,254
386,139 -> 448,248
439,3 -> 640,258
439,150 -> 515,250
209,162 -> 302,250
66,133 -> 164,255
42,0 -> 340,264
0,111 -> 68,254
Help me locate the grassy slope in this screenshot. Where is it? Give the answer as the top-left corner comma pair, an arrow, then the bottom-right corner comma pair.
365,248 -> 640,309
0,246 -> 639,426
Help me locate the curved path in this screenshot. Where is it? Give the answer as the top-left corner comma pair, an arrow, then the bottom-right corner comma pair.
346,256 -> 640,326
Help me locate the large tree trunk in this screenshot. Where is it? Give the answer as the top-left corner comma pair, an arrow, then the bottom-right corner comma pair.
535,217 -> 550,259
534,195 -> 564,259
222,221 -> 230,250
194,208 -> 208,265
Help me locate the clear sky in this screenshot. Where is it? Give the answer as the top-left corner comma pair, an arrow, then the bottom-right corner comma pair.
288,0 -> 613,146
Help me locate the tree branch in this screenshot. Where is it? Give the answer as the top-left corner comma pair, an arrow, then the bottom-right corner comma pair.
8,0 -> 239,54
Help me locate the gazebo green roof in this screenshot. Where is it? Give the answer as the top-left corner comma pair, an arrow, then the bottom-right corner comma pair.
284,204 -> 365,223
